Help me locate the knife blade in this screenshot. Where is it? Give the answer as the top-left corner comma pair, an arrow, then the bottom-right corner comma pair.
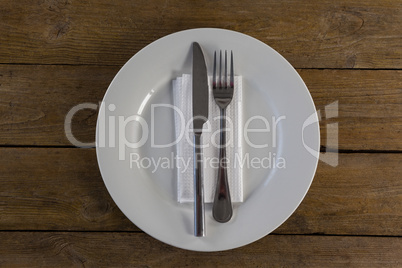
192,42 -> 209,131
192,42 -> 209,237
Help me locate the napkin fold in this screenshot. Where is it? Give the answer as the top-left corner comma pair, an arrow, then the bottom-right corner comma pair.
173,74 -> 243,203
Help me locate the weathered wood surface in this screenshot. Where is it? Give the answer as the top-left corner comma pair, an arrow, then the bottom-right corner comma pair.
1,148 -> 401,236
301,69 -> 402,151
0,232 -> 400,267
0,0 -> 400,68
0,66 -> 400,150
0,65 -> 116,146
0,0 -> 401,265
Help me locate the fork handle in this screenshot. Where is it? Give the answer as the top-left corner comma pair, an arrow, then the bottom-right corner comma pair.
213,108 -> 233,223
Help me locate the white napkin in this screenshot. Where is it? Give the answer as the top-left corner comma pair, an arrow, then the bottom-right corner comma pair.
173,74 -> 243,203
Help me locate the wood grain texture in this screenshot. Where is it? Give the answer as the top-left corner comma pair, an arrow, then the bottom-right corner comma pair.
0,65 -> 401,150
0,232 -> 400,267
0,0 -> 401,68
278,152 -> 402,236
0,65 -> 118,146
0,148 -> 134,231
1,148 -> 401,236
0,0 -> 400,265
300,69 -> 402,151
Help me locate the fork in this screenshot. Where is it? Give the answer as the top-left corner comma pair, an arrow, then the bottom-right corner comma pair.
212,50 -> 234,223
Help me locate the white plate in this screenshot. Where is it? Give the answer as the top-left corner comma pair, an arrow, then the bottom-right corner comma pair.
96,28 -> 320,252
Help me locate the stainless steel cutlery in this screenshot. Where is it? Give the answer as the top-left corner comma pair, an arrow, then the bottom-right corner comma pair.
191,44 -> 234,236
212,50 -> 234,223
192,42 -> 209,237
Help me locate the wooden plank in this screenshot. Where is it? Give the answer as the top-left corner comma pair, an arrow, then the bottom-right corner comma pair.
0,232 -> 400,267
0,148 -> 134,231
0,65 -> 118,146
278,152 -> 402,235
300,69 -> 402,151
0,0 -> 400,68
0,148 -> 401,236
0,65 -> 400,150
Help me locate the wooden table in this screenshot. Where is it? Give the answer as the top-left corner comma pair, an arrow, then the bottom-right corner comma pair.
1,0 -> 401,266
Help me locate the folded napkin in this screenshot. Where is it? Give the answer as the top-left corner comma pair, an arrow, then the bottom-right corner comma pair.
173,74 -> 243,203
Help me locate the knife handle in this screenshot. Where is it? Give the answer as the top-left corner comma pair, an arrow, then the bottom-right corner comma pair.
193,133 -> 205,237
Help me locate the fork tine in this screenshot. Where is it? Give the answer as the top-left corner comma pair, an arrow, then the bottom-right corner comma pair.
224,50 -> 227,88
219,50 -> 222,88
230,51 -> 234,88
213,51 -> 217,89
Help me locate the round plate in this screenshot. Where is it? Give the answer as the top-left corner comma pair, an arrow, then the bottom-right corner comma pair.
96,28 -> 320,251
